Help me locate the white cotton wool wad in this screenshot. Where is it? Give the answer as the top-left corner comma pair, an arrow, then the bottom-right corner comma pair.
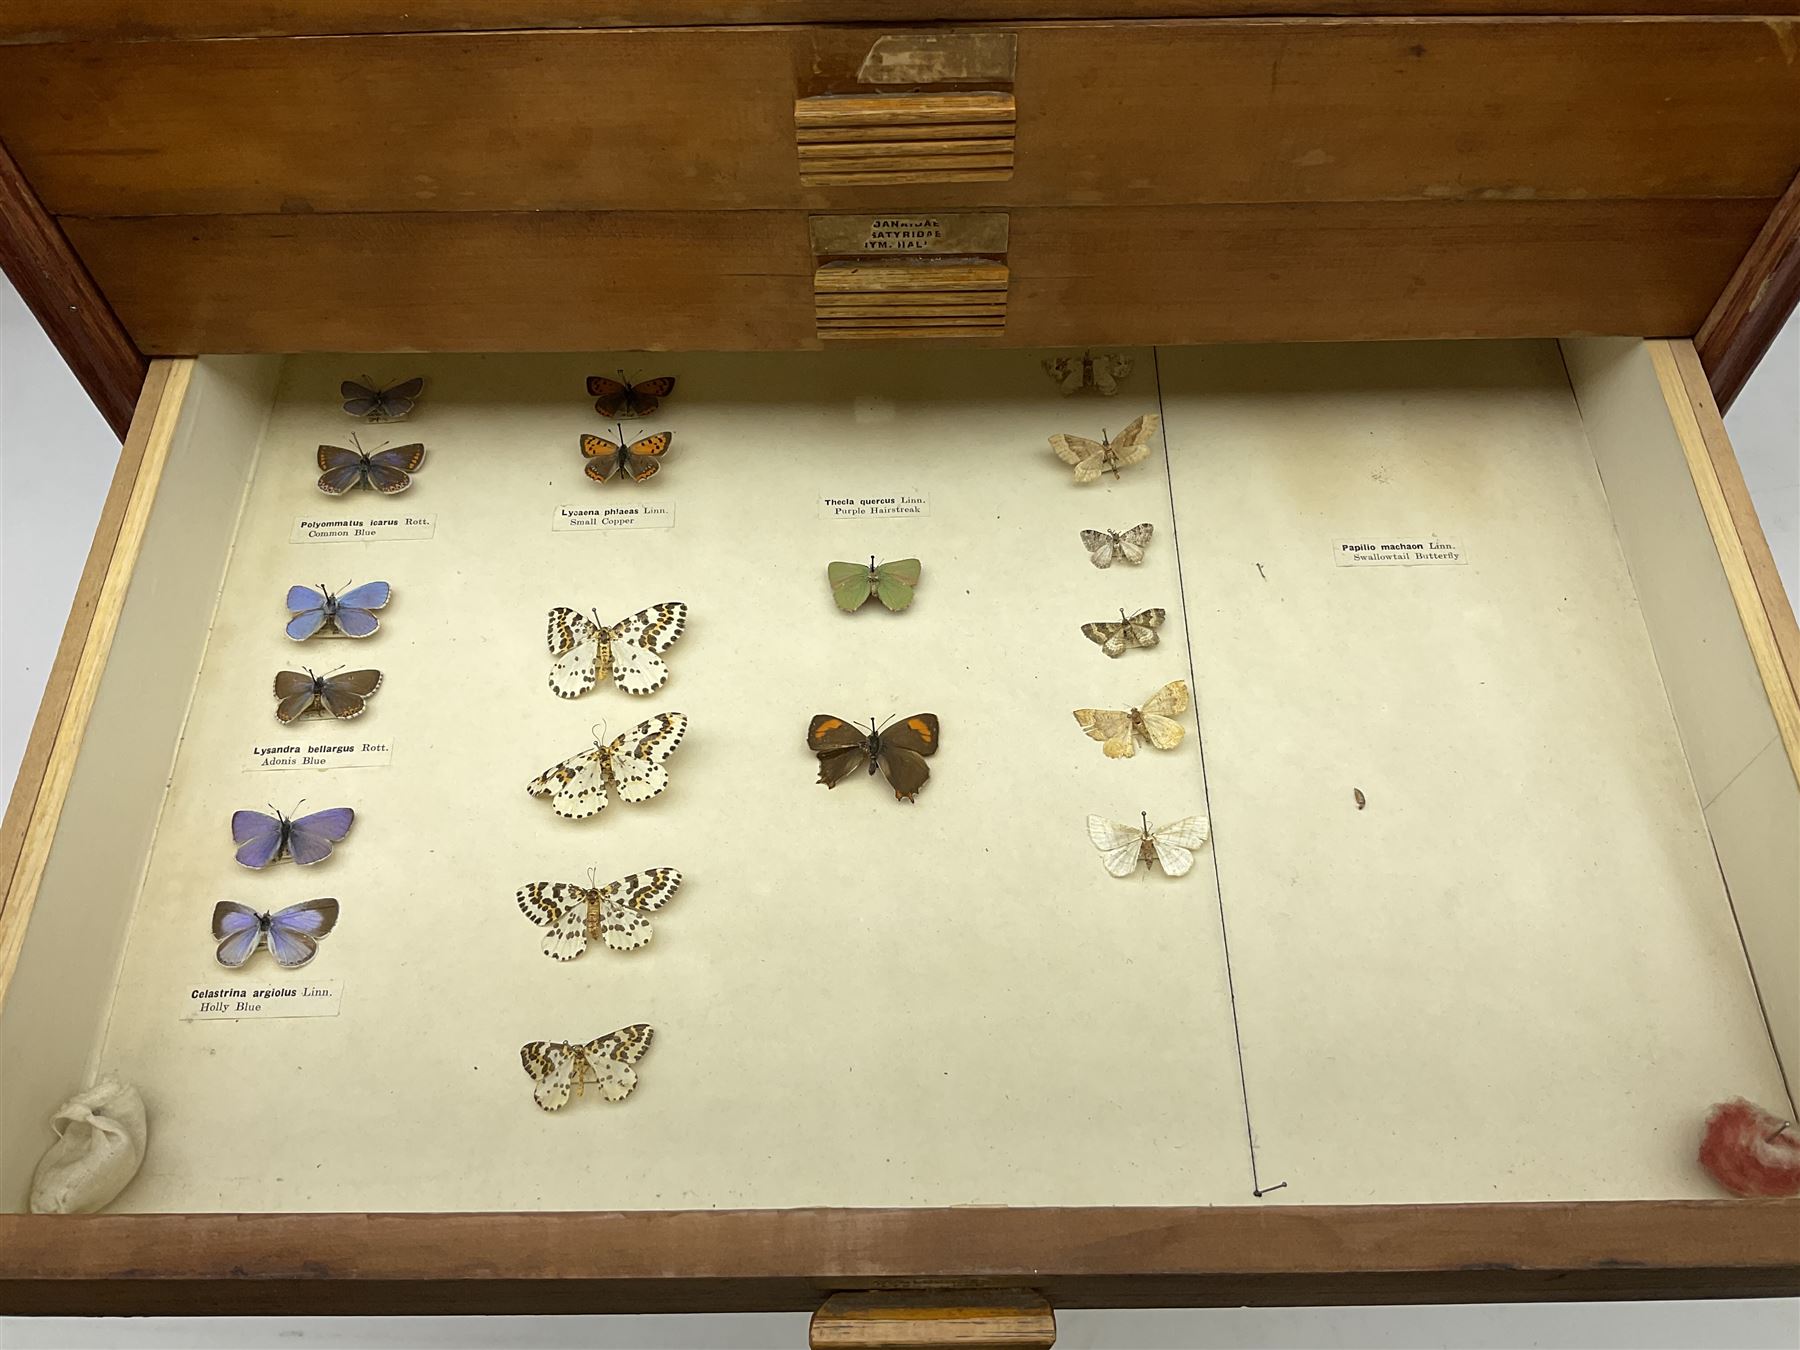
28,1076 -> 147,1213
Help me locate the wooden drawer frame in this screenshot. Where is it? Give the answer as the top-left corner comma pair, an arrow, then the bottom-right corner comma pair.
0,339 -> 1795,1318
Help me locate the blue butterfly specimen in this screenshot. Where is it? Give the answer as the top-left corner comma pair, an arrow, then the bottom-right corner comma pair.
286,581 -> 391,640
211,899 -> 340,968
231,805 -> 355,869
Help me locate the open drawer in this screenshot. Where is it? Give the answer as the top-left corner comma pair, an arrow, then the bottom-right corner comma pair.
0,336 -> 1794,1320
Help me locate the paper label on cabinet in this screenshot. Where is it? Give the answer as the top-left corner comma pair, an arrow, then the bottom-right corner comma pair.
1335,538 -> 1465,567
291,513 -> 435,543
819,493 -> 930,521
553,503 -> 675,532
246,738 -> 394,772
184,979 -> 343,1021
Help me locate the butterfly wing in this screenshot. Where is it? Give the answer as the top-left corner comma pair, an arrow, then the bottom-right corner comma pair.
340,380 -> 380,417
1081,529 -> 1118,568
581,433 -> 624,483
315,444 -> 367,495
1073,708 -> 1137,758
231,809 -> 287,869
876,714 -> 939,801
582,1023 -> 654,1101
808,715 -> 871,787
1086,816 -> 1145,877
1118,522 -> 1154,564
874,558 -> 921,613
274,670 -> 320,723
546,607 -> 606,699
264,898 -> 340,967
374,377 -> 424,419
211,902 -> 265,966
285,585 -> 330,641
1149,816 -> 1210,877
827,561 -> 874,612
317,669 -> 382,720
1108,413 -> 1159,469
363,443 -> 424,494
330,581 -> 391,639
521,1041 -> 580,1111
517,882 -> 595,961
284,806 -> 355,866
624,376 -> 675,418
586,376 -> 629,419
622,432 -> 672,483
1050,433 -> 1104,469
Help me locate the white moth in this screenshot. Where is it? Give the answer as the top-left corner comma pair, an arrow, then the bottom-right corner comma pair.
1087,812 -> 1211,878
546,602 -> 687,698
1080,522 -> 1154,568
526,712 -> 687,820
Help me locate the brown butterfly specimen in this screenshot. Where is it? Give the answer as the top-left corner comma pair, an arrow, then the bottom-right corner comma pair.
315,437 -> 425,495
807,713 -> 939,802
273,668 -> 382,723
581,428 -> 673,484
1081,608 -> 1166,658
587,373 -> 675,419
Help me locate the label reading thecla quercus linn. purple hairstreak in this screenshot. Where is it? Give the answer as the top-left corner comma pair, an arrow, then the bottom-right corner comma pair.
818,492 -> 930,521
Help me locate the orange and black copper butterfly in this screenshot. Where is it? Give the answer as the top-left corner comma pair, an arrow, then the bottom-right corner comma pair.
581,425 -> 674,484
587,373 -> 675,420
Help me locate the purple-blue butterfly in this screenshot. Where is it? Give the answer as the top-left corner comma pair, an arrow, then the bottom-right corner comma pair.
231,804 -> 355,869
286,581 -> 390,640
211,899 -> 340,968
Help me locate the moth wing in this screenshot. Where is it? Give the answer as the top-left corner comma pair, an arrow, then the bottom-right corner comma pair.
612,601 -> 687,655
517,882 -> 593,961
1050,433 -> 1103,468
1118,522 -> 1154,563
1080,529 -> 1117,568
1154,815 -> 1211,851
580,433 -> 623,482
528,748 -> 609,820
1071,452 -> 1109,484
1140,679 -> 1190,719
608,754 -> 669,805
582,1023 -> 654,1101
1086,816 -> 1144,878
874,558 -> 921,612
1140,715 -> 1187,751
1125,609 -> 1167,649
231,810 -> 286,869
211,902 -> 264,967
1073,708 -> 1136,758
621,711 -> 688,766
521,1042 -> 578,1111
546,606 -> 600,658
285,806 -> 355,866
619,867 -> 682,913
608,639 -> 670,696
1113,413 -> 1159,451
548,634 -> 604,700
592,877 -> 656,952
828,562 -> 874,612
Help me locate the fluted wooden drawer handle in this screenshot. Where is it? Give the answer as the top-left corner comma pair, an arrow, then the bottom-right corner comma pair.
811,1291 -> 1056,1348
796,92 -> 1016,187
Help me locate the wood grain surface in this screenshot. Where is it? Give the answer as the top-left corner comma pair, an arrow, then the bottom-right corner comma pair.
1698,169 -> 1800,411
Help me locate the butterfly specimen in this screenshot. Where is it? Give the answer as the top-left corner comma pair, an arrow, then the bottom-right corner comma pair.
587,372 -> 676,419
828,557 -> 921,613
546,603 -> 687,698
341,376 -> 424,422
315,436 -> 425,495
1073,680 -> 1190,759
516,868 -> 683,960
580,426 -> 674,484
272,668 -> 383,723
1087,813 -> 1210,878
1081,523 -> 1154,569
1050,413 -> 1159,484
807,714 -> 939,802
1081,607 -> 1166,658
520,1023 -> 655,1111
211,898 -> 340,968
1043,350 -> 1133,397
231,804 -> 355,868
286,581 -> 391,640
527,712 -> 688,820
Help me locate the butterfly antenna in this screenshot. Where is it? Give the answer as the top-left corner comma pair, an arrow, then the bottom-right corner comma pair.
591,720 -> 609,748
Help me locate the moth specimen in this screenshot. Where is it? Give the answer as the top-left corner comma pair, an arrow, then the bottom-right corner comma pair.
828,557 -> 921,613
516,868 -> 683,960
341,376 -> 424,423
272,668 -> 383,722
527,712 -> 688,820
286,581 -> 391,640
211,899 -> 340,968
1081,607 -> 1166,658
231,804 -> 355,868
1050,413 -> 1159,484
1073,680 -> 1190,758
587,373 -> 676,419
546,603 -> 687,698
1087,813 -> 1210,878
1081,523 -> 1154,569
807,714 -> 939,802
1043,350 -> 1132,397
521,1023 -> 654,1111
315,436 -> 425,495
580,427 -> 674,484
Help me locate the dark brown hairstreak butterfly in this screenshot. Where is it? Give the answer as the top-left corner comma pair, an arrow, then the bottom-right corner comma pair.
316,436 -> 425,495
587,373 -> 674,419
273,668 -> 383,723
807,713 -> 939,802
581,427 -> 673,484
341,376 -> 424,422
